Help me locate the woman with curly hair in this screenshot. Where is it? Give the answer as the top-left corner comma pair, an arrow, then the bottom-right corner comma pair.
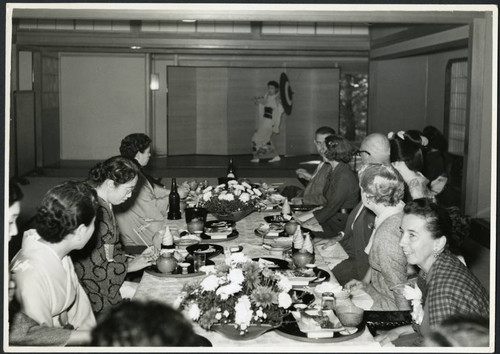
295,134 -> 360,236
344,163 -> 410,311
375,199 -> 489,347
72,156 -> 156,316
114,133 -> 170,246
10,181 -> 98,332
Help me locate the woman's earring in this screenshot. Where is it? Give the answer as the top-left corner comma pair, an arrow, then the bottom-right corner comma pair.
433,249 -> 441,258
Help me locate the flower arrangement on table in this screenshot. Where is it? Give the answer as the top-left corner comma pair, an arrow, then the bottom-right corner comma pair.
198,180 -> 263,216
174,253 -> 293,335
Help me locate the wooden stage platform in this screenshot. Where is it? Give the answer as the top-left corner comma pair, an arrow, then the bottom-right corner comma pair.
37,154 -> 322,179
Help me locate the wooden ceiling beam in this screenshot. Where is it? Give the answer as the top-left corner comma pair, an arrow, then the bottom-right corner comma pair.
15,31 -> 370,52
370,25 -> 469,59
11,6 -> 486,24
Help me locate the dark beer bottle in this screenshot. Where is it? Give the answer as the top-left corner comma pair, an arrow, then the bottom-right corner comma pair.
167,178 -> 181,220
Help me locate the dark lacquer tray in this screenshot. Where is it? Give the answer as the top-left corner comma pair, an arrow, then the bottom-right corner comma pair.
275,313 -> 365,343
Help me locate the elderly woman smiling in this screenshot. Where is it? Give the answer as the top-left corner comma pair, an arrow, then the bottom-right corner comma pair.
344,163 -> 410,311
375,199 -> 489,347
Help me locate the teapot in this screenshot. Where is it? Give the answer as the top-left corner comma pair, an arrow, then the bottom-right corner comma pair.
156,252 -> 178,274
284,220 -> 299,235
292,250 -> 315,269
187,218 -> 205,234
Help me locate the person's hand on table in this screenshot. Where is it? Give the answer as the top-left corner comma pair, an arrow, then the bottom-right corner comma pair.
344,279 -> 364,292
374,325 -> 414,346
127,246 -> 156,272
296,168 -> 312,181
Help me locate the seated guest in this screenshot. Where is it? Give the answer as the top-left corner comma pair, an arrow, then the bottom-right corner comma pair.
90,301 -> 211,347
295,134 -> 360,236
72,156 -> 156,316
375,199 -> 489,346
8,180 -> 92,346
344,163 -> 410,311
423,314 -> 489,347
10,181 -> 97,333
114,133 -> 170,246
281,126 -> 336,204
389,130 -> 445,201
422,125 -> 451,205
331,133 -> 390,285
422,125 -> 449,182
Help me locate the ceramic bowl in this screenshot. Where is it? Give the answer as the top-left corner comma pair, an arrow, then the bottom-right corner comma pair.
335,304 -> 364,327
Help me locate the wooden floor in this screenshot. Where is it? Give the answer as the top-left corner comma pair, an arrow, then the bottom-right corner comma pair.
36,154 -> 323,179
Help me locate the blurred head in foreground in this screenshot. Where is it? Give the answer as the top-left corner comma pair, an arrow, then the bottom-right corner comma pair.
90,300 -> 212,347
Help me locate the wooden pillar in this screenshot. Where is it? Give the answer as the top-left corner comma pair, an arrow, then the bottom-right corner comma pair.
464,15 -> 493,219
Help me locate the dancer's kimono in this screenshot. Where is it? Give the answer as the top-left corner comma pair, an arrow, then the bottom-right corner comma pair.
251,93 -> 284,159
10,230 -> 95,330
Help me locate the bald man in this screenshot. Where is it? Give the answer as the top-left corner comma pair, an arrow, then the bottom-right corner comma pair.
332,133 -> 391,285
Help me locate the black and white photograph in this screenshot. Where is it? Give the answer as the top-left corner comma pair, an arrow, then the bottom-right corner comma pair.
4,2 -> 496,352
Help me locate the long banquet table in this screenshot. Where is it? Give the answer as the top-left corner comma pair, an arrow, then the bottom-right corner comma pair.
132,209 -> 381,349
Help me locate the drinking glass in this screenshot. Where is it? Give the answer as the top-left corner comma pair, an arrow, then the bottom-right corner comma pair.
193,252 -> 206,273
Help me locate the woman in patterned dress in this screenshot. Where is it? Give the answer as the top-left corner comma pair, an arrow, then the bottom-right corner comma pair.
72,156 -> 156,316
375,199 -> 489,346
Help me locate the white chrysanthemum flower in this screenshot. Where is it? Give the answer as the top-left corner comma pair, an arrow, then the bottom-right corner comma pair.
215,313 -> 222,320
216,282 -> 242,300
234,189 -> 242,197
276,273 -> 293,292
188,303 -> 201,321
200,274 -> 220,292
223,310 -> 230,317
234,295 -> 253,328
228,268 -> 245,284
278,292 -> 292,309
215,184 -> 226,190
202,186 -> 213,193
253,188 -> 262,196
239,193 -> 250,203
202,191 -> 213,201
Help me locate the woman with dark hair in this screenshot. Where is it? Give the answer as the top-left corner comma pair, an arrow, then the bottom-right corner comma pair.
115,133 -> 170,246
375,199 -> 489,347
10,181 -> 98,333
389,130 -> 444,201
91,301 -> 211,347
344,163 -> 410,311
296,134 -> 360,236
422,125 -> 449,182
9,181 -> 93,346
8,180 -> 23,241
72,156 -> 156,316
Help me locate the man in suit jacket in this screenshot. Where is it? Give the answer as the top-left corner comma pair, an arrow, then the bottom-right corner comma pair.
331,133 -> 391,285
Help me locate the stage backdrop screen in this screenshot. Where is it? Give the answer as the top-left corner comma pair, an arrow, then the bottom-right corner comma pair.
167,67 -> 339,156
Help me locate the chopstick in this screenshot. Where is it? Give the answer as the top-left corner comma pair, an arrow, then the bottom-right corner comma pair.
125,254 -> 136,259
133,228 -> 151,248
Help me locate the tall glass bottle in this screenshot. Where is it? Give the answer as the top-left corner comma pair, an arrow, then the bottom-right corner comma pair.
167,178 -> 181,220
227,158 -> 236,179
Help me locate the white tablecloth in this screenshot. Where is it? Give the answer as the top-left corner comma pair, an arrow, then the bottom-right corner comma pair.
133,210 -> 380,349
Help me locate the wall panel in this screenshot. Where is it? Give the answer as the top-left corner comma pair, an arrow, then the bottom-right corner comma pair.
60,53 -> 147,159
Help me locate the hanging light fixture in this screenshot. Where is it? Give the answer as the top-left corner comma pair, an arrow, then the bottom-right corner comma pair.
150,73 -> 160,91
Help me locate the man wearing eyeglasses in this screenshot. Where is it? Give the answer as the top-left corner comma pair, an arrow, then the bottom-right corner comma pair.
281,126 -> 336,204
327,133 -> 391,285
